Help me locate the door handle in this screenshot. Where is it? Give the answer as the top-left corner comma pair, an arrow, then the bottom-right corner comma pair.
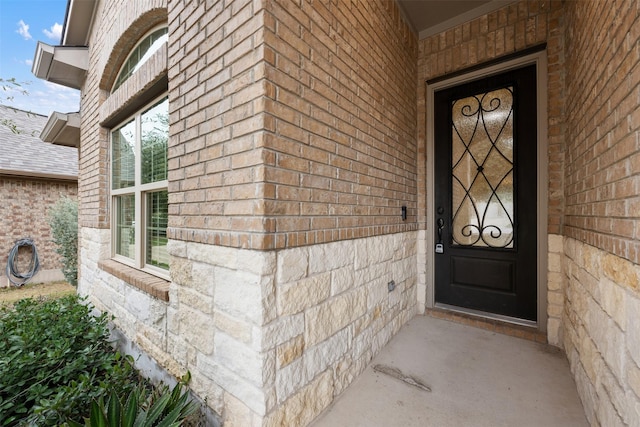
437,218 -> 444,243
436,218 -> 445,253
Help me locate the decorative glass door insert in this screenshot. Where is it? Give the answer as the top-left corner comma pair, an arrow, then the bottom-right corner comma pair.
451,86 -> 514,249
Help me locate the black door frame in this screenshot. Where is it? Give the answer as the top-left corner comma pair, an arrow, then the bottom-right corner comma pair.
425,50 -> 549,330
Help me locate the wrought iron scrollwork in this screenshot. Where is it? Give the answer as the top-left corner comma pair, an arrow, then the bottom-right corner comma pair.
450,87 -> 515,249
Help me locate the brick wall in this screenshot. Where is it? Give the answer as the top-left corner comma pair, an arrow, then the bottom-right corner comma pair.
0,176 -> 77,278
564,0 -> 640,265
562,0 -> 640,425
79,0 -> 167,230
168,0 -> 418,250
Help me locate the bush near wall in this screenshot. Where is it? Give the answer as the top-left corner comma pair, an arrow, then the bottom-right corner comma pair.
0,295 -> 199,426
48,196 -> 78,286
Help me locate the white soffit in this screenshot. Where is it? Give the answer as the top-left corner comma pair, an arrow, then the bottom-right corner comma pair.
397,0 -> 515,39
32,42 -> 88,90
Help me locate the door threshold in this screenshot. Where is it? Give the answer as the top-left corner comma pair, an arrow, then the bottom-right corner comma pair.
429,304 -> 547,344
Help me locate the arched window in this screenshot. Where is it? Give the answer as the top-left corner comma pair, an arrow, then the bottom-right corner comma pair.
112,26 -> 168,93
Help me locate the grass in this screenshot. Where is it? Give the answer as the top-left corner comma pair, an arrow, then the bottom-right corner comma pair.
0,280 -> 75,305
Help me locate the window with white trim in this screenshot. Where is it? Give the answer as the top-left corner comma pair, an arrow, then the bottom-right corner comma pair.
111,95 -> 169,275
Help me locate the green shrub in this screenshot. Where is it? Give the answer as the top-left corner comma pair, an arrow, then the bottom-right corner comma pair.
48,196 -> 78,286
68,374 -> 199,427
0,295 -> 139,425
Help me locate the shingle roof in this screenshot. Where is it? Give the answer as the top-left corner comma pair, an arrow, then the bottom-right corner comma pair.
0,105 -> 78,180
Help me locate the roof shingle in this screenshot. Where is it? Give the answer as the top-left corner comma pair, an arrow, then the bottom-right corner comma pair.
0,105 -> 78,180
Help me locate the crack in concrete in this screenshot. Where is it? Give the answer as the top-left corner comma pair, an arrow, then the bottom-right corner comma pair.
373,364 -> 432,392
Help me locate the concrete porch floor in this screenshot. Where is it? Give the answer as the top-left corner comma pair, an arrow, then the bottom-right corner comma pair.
311,315 -> 588,427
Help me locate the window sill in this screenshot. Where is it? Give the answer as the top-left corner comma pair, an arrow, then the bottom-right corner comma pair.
98,259 -> 170,301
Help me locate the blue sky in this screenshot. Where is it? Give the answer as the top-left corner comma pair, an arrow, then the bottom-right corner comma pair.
0,0 -> 80,116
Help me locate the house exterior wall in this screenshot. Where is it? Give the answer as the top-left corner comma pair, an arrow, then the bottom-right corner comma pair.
78,0 -> 418,425
415,0 -> 566,343
562,0 -> 640,425
0,176 -> 77,284
168,0 -> 418,250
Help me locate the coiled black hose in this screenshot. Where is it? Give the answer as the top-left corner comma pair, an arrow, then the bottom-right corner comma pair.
6,238 -> 40,286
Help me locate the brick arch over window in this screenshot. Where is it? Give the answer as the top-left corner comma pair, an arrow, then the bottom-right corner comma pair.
99,8 -> 167,92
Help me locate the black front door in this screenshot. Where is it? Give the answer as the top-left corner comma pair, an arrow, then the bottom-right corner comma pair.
434,65 -> 537,321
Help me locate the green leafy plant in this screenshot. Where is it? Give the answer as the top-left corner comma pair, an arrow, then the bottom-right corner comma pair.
0,295 -> 139,425
48,196 -> 79,286
68,373 -> 199,427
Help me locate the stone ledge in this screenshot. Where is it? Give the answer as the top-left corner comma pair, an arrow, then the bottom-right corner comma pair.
98,259 -> 170,302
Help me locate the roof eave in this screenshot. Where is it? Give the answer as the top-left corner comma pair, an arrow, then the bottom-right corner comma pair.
62,0 -> 98,46
32,42 -> 88,90
0,169 -> 78,182
40,112 -> 81,147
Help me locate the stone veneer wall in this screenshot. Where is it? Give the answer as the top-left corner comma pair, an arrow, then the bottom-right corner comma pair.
415,0 -> 565,341
79,228 -> 417,426
563,239 -> 640,426
0,177 -> 77,283
562,0 -> 640,425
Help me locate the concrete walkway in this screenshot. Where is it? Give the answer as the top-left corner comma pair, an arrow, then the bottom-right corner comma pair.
312,316 -> 588,427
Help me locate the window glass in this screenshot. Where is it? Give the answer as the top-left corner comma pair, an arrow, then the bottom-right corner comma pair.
115,194 -> 135,259
112,27 -> 168,93
146,190 -> 169,269
112,119 -> 136,189
141,98 -> 169,184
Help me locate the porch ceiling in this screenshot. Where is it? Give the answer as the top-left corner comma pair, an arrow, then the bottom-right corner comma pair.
396,0 -> 514,39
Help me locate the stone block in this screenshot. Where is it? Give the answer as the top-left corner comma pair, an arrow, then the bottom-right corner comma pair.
179,306 -> 215,355
305,287 -> 366,347
547,271 -> 564,290
277,334 -> 305,369
267,370 -> 334,427
170,257 -> 193,287
548,252 -> 562,273
223,392 -> 259,427
547,317 -> 561,346
275,355 -> 307,403
277,248 -> 309,283
603,365 -> 634,426
603,253 -> 638,291
548,234 -> 563,253
176,286 -> 213,314
277,272 -> 331,316
330,266 -> 355,296
191,261 -> 217,296
628,361 -> 640,401
259,313 -> 305,351
214,332 -> 266,385
626,295 -> 640,367
215,267 -> 263,324
238,249 -> 277,276
198,357 -> 268,416
215,309 -> 253,344
601,279 -> 626,331
167,239 -> 188,257
309,240 -> 354,274
304,327 -> 350,380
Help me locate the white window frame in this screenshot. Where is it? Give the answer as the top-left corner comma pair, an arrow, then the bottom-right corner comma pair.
111,94 -> 169,280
